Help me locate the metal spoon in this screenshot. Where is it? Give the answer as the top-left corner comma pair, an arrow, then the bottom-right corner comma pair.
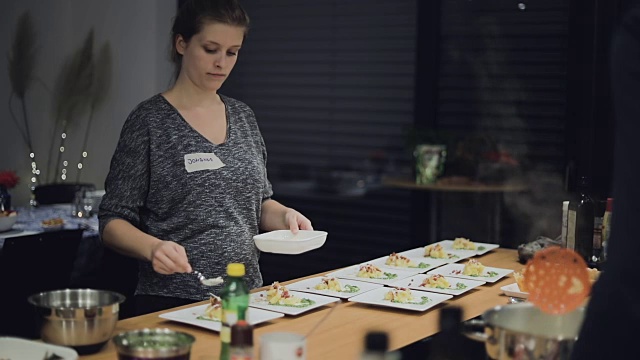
193,270 -> 223,286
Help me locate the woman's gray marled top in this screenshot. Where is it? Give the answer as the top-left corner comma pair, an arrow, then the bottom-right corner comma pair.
98,93 -> 272,301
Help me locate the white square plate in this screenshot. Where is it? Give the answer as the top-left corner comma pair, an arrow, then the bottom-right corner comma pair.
427,263 -> 513,283
0,337 -> 78,359
390,274 -> 486,296
249,290 -> 340,315
159,304 -> 284,331
398,247 -> 475,264
501,282 -> 529,299
254,230 -> 327,254
286,276 -> 383,299
435,239 -> 500,256
348,287 -> 452,312
366,254 -> 450,273
326,264 -> 420,285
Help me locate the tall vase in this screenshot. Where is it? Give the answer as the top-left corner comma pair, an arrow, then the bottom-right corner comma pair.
0,185 -> 11,211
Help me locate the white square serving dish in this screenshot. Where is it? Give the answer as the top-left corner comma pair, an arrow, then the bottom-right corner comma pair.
254,230 -> 328,254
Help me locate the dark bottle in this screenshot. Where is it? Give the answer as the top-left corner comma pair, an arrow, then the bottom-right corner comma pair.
230,319 -> 253,360
566,176 -> 595,263
359,331 -> 400,360
426,307 -> 466,360
220,263 -> 249,360
590,199 -> 607,269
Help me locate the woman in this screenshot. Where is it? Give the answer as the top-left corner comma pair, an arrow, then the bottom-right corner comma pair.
98,0 -> 312,315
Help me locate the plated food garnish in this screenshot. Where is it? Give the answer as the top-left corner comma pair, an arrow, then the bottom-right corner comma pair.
419,274 -> 467,290
513,268 -> 528,292
462,259 -> 485,276
384,287 -> 430,305
452,237 -> 476,250
428,263 -> 512,283
42,217 -> 64,226
385,252 -> 430,269
197,294 -> 222,321
357,264 -> 397,280
424,244 -> 458,259
266,282 -> 315,307
314,277 -> 360,293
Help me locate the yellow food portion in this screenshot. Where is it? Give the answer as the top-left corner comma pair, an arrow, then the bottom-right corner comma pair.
384,287 -> 415,303
267,281 -> 303,305
452,237 -> 476,250
385,252 -> 417,268
513,269 -> 527,292
420,274 -> 451,289
315,277 -> 342,291
357,264 -> 384,278
513,267 -> 598,293
463,259 -> 485,276
42,217 -> 64,226
424,244 -> 448,259
202,294 -> 222,320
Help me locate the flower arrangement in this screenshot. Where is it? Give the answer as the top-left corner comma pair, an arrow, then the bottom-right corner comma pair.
0,171 -> 20,189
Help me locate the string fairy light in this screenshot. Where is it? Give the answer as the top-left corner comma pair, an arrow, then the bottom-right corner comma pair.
59,132 -> 67,181
29,152 -> 39,206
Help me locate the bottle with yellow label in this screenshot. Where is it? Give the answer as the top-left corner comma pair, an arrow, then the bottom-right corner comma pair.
220,263 -> 249,360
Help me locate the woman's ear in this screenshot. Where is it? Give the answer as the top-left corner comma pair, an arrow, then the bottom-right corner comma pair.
176,35 -> 187,55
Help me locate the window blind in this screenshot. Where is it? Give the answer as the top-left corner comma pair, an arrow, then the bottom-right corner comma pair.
435,0 -> 571,246
438,0 -> 569,174
221,0 -> 418,282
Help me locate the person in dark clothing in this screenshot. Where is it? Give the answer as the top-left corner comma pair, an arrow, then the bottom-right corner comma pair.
570,3 -> 640,359
99,0 -> 313,316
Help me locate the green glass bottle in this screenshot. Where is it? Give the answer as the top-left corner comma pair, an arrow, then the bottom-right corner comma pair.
219,263 -> 249,360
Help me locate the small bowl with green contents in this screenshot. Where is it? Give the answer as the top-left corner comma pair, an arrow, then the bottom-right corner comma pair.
112,328 -> 196,360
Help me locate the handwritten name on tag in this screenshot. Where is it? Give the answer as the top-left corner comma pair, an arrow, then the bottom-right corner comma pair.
184,153 -> 225,173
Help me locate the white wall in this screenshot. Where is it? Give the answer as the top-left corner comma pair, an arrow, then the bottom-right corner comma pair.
0,0 -> 176,207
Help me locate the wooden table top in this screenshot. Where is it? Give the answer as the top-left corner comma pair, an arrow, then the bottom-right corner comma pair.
80,248 -> 525,360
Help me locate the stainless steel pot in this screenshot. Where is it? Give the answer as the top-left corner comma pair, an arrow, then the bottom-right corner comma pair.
28,289 -> 125,355
462,302 -> 585,360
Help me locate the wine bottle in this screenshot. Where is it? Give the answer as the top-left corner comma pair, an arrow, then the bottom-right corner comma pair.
566,176 -> 595,263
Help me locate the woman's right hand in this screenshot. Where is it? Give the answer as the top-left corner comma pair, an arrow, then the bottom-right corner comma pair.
150,240 -> 193,275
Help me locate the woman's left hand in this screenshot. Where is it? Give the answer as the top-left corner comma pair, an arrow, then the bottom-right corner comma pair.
284,208 -> 313,233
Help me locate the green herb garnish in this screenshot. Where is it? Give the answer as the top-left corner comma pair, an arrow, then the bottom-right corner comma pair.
485,271 -> 499,277
383,272 -> 398,279
416,262 -> 430,269
273,298 -> 316,308
477,246 -> 486,251
391,296 -> 431,305
455,282 -> 468,289
196,315 -> 220,322
342,284 -> 360,293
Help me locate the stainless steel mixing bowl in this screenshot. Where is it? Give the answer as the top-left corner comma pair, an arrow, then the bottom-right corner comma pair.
112,328 -> 196,360
28,288 -> 125,355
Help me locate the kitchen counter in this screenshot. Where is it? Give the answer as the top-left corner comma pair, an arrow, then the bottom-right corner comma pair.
80,248 -> 525,360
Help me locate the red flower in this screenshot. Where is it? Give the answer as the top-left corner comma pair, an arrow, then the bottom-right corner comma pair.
0,170 -> 20,189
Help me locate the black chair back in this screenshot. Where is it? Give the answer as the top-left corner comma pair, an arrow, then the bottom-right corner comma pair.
0,229 -> 84,338
33,183 -> 96,205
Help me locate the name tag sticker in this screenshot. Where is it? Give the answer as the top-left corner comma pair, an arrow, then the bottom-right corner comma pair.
184,152 -> 225,173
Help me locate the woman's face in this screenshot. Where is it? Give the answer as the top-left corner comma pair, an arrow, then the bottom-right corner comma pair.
176,22 -> 245,92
